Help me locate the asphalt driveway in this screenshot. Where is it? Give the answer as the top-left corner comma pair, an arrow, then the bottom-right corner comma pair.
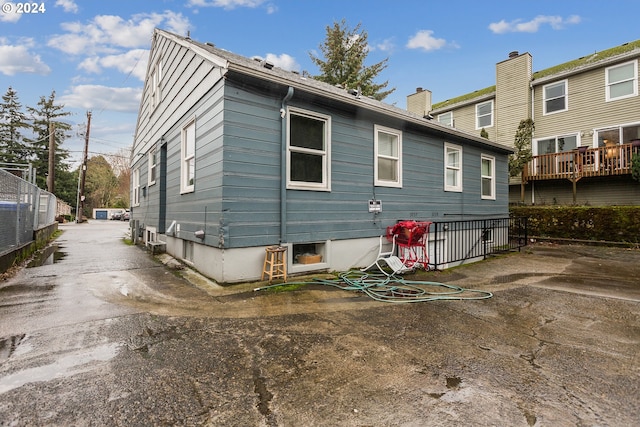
0,220 -> 638,426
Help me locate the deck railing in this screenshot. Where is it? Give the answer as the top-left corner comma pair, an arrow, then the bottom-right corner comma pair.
524,142 -> 640,182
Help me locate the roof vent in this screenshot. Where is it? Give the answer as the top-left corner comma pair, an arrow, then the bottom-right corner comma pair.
262,61 -> 274,70
205,42 -> 215,47
508,51 -> 519,59
416,87 -> 423,93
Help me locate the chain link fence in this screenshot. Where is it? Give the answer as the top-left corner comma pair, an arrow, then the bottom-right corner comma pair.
0,168 -> 58,255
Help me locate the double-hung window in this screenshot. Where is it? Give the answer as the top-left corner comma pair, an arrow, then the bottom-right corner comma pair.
132,168 -> 140,206
481,154 -> 495,200
606,61 -> 637,101
543,80 -> 568,114
374,125 -> 402,187
150,59 -> 162,110
181,117 -> 195,194
287,108 -> 331,191
148,146 -> 157,186
438,111 -> 453,127
444,142 -> 462,192
476,100 -> 493,129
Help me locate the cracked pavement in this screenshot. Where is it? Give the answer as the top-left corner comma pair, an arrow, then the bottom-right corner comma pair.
0,221 -> 639,426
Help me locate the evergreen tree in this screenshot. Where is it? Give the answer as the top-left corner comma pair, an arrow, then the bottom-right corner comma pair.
509,118 -> 534,177
309,20 -> 395,101
0,87 -> 30,165
26,90 -> 72,190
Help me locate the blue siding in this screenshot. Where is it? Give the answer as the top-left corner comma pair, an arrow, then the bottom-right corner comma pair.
220,81 -> 510,248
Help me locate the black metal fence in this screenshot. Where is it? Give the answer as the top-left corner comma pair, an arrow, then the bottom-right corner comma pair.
429,216 -> 528,270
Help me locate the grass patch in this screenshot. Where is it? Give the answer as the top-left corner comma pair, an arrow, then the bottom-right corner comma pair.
261,282 -> 308,293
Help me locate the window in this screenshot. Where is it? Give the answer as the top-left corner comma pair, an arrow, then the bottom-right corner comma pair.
374,125 -> 402,187
150,59 -> 162,109
287,108 -> 331,191
543,80 -> 568,114
595,124 -> 640,146
444,143 -> 462,192
476,100 -> 493,129
181,117 -> 196,194
606,61 -> 637,101
148,146 -> 157,186
481,155 -> 495,200
132,168 -> 140,206
438,112 -> 453,127
535,134 -> 577,155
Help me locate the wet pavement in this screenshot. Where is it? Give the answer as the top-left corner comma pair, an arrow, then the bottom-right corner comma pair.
0,220 -> 639,426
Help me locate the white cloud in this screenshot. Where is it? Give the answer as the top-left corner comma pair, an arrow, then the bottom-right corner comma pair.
58,85 -> 142,113
406,30 -> 448,52
48,11 -> 191,55
79,49 -> 149,81
0,38 -> 50,76
188,0 -> 266,9
55,0 -> 79,13
0,8 -> 21,23
373,38 -> 395,53
489,15 -> 582,34
263,53 -> 300,72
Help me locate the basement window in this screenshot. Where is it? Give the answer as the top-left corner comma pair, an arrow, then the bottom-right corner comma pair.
292,242 -> 325,265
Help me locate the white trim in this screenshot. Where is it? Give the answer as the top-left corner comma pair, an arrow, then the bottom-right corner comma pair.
475,100 -> 494,129
542,79 -> 568,115
180,116 -> 196,194
444,142 -> 462,192
286,107 -> 331,191
374,124 -> 403,188
147,145 -> 157,187
438,111 -> 453,127
132,168 -> 140,207
605,60 -> 638,102
481,154 -> 495,200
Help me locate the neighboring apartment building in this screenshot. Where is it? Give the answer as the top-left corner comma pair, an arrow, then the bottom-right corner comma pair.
408,40 -> 640,206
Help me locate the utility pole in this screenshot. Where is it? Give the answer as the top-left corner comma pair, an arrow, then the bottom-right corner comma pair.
77,111 -> 91,223
47,122 -> 55,193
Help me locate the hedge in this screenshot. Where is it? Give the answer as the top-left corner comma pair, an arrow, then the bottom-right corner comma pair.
510,206 -> 640,244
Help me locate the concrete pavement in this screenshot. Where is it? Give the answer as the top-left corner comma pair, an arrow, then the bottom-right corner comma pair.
0,220 -> 638,426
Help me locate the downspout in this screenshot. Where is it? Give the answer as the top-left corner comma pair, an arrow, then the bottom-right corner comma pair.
280,86 -> 294,244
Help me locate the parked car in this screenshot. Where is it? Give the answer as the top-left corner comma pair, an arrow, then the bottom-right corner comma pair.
121,210 -> 130,221
111,211 -> 123,220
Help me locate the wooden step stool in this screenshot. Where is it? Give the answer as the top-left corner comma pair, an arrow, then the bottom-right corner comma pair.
261,246 -> 287,283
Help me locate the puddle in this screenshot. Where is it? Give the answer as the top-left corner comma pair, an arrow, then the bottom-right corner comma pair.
0,343 -> 120,394
27,245 -> 67,268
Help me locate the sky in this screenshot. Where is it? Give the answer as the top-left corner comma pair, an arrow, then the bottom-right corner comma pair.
2,0 -> 639,167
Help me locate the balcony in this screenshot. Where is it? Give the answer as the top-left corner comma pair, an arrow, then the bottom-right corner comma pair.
524,141 -> 640,183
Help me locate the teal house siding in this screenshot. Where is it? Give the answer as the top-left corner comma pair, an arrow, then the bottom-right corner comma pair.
131,29 -> 513,282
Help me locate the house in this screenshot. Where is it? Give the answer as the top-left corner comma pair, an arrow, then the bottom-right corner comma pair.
408,40 -> 640,206
130,29 -> 513,283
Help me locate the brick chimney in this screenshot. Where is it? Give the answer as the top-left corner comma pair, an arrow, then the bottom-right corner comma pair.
406,87 -> 432,117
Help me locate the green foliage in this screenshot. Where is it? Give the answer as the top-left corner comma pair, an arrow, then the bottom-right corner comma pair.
480,128 -> 488,139
0,87 -> 30,164
25,90 -> 73,190
309,19 -> 395,101
631,152 -> 640,183
509,118 -> 534,177
511,206 -> 640,244
84,155 -> 119,216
